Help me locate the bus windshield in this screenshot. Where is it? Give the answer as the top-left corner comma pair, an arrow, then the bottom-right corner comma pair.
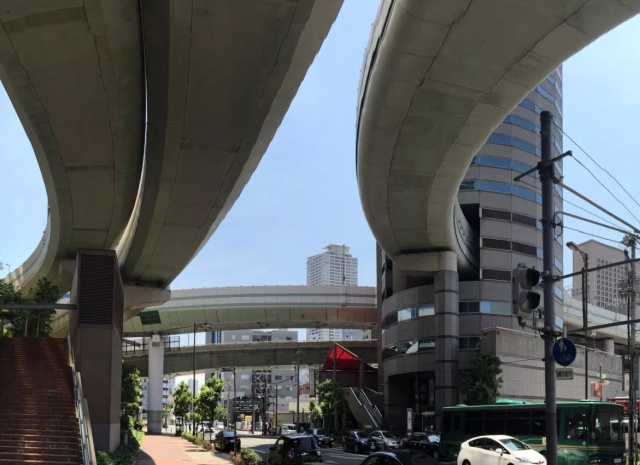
594,405 -> 623,442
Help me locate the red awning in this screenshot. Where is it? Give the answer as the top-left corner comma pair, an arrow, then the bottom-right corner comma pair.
322,343 -> 375,371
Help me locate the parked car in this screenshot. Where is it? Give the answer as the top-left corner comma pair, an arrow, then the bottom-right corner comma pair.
343,430 -> 380,454
369,430 -> 402,450
358,450 -> 440,465
212,430 -> 241,452
268,434 -> 323,465
457,435 -> 546,465
306,428 -> 334,448
402,433 -> 440,458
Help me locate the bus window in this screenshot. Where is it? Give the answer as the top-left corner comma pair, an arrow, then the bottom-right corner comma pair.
464,412 -> 482,436
531,417 -> 545,436
565,412 -> 589,440
507,410 -> 530,435
594,405 -> 622,442
454,414 -> 461,431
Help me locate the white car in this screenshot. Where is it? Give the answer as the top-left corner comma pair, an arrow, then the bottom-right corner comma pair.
457,435 -> 546,465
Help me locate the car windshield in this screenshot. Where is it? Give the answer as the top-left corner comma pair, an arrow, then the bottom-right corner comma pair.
382,431 -> 396,439
427,435 -> 439,443
354,431 -> 368,438
223,431 -> 235,437
500,437 -> 529,451
316,429 -> 328,435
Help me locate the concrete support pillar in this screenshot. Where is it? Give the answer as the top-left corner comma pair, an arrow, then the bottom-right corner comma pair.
69,250 -> 123,452
602,338 -> 615,355
147,334 -> 165,434
434,269 -> 459,428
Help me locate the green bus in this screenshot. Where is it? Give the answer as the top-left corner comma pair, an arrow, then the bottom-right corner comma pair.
441,399 -> 624,465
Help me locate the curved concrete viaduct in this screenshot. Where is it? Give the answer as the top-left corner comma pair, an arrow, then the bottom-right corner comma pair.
121,285 -> 377,336
5,0 -> 343,297
123,340 -> 377,377
357,0 -> 640,269
120,0 -> 343,288
4,1 -> 144,292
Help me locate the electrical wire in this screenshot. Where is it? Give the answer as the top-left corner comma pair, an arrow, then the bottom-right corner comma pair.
563,198 -> 627,230
559,126 -> 640,212
561,225 -> 623,245
571,155 -> 640,224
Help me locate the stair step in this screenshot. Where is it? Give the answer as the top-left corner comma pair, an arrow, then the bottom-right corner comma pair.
0,452 -> 82,463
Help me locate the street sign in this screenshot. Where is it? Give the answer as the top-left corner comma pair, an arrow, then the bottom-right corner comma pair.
556,368 -> 574,380
552,338 -> 577,367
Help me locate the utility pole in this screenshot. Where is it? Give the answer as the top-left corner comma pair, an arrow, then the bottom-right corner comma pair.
540,111 -> 558,465
624,235 -> 637,463
251,370 -> 256,434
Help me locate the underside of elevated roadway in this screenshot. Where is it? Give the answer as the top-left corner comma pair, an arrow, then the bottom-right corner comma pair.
5,0 -> 343,301
123,340 -> 377,377
357,0 -> 640,267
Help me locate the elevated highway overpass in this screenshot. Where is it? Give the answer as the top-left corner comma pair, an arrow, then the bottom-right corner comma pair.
122,340 -> 377,377
357,0 -> 640,271
51,285 -> 377,336
5,0 -> 343,300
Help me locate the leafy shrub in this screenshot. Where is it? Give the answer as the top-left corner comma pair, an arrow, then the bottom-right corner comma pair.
181,431 -> 212,451
232,448 -> 262,465
96,416 -> 144,465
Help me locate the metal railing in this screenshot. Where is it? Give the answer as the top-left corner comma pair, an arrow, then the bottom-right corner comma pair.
67,332 -> 97,465
347,387 -> 380,429
357,388 -> 383,425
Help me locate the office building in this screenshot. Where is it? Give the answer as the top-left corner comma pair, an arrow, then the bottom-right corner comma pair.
377,69 -> 567,429
570,239 -> 628,309
307,244 -> 358,286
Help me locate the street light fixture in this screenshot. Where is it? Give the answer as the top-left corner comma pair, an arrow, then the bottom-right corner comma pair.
567,241 -> 589,400
220,366 -> 237,453
192,322 -> 213,434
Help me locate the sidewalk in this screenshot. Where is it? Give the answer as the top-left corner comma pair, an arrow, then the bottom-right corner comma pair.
135,434 -> 231,465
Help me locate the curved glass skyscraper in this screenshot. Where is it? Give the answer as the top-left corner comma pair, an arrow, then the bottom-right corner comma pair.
376,69 -> 564,431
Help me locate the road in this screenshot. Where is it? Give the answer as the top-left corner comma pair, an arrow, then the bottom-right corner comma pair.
215,435 -> 366,465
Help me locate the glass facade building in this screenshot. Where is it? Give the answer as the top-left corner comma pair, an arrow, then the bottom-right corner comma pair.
377,69 -> 564,431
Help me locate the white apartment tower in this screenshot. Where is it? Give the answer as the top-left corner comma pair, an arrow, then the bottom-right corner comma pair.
307,244 -> 358,286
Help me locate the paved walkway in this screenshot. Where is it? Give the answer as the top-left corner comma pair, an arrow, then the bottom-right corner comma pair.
136,434 -> 230,465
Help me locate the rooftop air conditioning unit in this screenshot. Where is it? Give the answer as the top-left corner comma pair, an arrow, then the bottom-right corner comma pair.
151,334 -> 161,346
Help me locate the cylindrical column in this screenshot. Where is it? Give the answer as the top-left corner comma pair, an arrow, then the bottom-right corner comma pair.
147,335 -> 165,434
602,338 -> 615,355
434,269 -> 459,429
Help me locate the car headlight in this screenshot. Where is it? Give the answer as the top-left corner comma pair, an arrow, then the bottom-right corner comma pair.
517,458 -> 531,463
359,440 -> 368,444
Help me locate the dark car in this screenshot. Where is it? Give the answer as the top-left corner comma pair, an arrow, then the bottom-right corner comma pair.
306,428 -> 334,448
213,430 -> 241,452
402,433 -> 440,458
343,430 -> 379,454
268,434 -> 323,465
358,450 -> 441,465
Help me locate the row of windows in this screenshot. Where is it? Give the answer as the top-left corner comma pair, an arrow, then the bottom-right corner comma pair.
502,115 -> 563,156
382,301 -> 513,328
382,336 -> 481,360
460,179 -> 542,203
482,237 -> 542,259
536,85 -> 562,116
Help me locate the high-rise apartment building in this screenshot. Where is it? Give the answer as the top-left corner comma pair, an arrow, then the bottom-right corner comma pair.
306,245 -> 369,341
141,377 -> 176,418
377,69 -> 565,429
307,244 -> 358,286
570,239 -> 628,309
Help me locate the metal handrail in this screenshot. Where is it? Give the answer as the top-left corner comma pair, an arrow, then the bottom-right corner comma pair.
67,332 -> 97,465
358,388 -> 383,423
348,387 -> 379,429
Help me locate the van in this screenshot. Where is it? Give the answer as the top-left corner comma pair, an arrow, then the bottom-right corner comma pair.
280,423 -> 298,436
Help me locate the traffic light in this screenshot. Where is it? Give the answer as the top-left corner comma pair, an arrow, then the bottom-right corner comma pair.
512,265 -> 541,317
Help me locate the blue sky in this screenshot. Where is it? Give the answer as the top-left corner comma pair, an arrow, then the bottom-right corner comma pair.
1,2 -> 640,292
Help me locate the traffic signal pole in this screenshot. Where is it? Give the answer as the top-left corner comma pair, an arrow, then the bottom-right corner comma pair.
540,110 -> 558,465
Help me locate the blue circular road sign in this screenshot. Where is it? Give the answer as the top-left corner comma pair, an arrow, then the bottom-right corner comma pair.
552,338 -> 577,367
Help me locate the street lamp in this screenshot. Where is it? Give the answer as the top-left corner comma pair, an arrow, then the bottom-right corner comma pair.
567,241 -> 589,399
221,366 -> 237,453
192,322 -> 213,434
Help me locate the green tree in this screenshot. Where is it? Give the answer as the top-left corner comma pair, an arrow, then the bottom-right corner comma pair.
214,404 -> 228,424
121,364 -> 142,419
174,381 -> 193,431
10,278 -> 61,337
308,398 -> 323,425
195,376 -> 224,438
317,380 -> 347,432
0,281 -> 23,337
460,355 -> 503,405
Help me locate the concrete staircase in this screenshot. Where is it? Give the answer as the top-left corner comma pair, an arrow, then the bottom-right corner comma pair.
0,337 -> 82,464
